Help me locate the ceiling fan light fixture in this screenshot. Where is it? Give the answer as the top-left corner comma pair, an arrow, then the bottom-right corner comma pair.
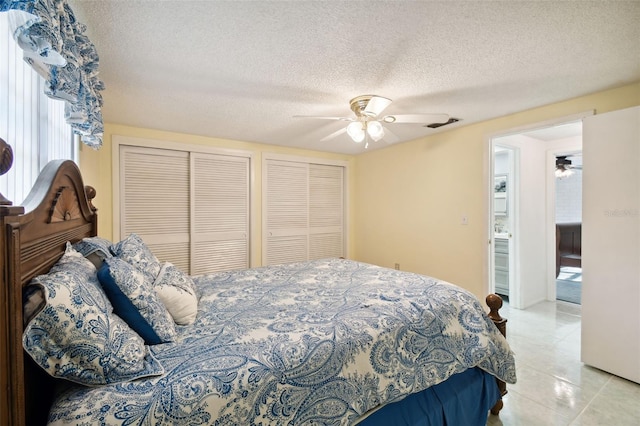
347,121 -> 365,143
555,165 -> 574,178
294,94 -> 449,146
367,121 -> 384,141
555,156 -> 574,178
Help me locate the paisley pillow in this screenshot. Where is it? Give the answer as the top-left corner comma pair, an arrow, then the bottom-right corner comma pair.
154,262 -> 198,325
24,242 -> 94,325
22,244 -> 164,386
110,233 -> 161,277
73,236 -> 113,269
98,257 -> 177,344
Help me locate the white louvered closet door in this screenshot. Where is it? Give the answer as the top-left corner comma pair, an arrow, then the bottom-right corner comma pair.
120,145 -> 250,274
120,146 -> 191,271
265,160 -> 309,265
309,164 -> 344,259
264,159 -> 344,265
191,154 -> 249,274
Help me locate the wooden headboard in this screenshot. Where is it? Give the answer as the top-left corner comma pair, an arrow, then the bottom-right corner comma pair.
0,139 -> 98,426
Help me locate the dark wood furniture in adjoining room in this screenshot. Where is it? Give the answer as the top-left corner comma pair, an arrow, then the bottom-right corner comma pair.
556,222 -> 582,277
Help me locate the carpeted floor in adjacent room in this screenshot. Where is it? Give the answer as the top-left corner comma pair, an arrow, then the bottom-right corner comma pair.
556,266 -> 582,304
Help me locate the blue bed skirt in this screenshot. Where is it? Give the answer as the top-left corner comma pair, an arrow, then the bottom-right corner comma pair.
359,367 -> 500,426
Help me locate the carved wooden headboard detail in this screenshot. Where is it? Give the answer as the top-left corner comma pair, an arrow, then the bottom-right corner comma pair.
0,138 -> 98,426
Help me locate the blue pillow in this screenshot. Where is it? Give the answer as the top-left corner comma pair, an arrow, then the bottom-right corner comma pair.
22,243 -> 164,386
98,257 -> 177,344
97,265 -> 162,345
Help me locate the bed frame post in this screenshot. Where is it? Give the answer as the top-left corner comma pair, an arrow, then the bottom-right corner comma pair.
1,138 -> 26,426
1,225 -> 21,426
486,293 -> 508,415
0,139 -> 13,206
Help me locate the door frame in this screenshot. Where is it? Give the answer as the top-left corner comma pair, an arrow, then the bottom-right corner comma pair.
490,145 -> 518,305
485,111 -> 593,309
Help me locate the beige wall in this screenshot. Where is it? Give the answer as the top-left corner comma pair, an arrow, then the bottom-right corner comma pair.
80,82 -> 640,300
353,82 -> 640,300
78,125 -> 355,267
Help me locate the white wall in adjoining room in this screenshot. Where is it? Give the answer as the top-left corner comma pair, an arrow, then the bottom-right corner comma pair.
555,169 -> 583,223
547,135 -> 583,225
494,150 -> 510,174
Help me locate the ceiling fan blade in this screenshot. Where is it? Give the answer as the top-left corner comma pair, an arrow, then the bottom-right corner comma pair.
383,113 -> 450,124
320,127 -> 347,142
363,96 -> 392,116
381,125 -> 399,144
293,115 -> 353,121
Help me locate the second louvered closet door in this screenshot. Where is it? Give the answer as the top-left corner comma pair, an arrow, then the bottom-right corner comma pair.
263,158 -> 345,266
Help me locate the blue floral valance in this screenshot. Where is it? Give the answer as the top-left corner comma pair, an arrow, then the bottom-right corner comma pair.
1,0 -> 104,148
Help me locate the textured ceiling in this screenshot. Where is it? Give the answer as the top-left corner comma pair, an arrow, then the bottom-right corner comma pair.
68,0 -> 640,155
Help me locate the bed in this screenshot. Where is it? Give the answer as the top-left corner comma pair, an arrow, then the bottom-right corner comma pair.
0,140 -> 516,426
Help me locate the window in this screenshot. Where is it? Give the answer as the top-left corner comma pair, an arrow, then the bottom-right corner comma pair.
0,13 -> 76,205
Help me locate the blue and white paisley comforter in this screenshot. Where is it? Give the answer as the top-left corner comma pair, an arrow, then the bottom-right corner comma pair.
48,258 -> 516,425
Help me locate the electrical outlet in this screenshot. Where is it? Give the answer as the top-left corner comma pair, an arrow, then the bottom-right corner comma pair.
394,263 -> 400,270
461,215 -> 468,225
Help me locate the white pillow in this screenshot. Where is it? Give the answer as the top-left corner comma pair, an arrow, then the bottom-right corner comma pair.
154,262 -> 198,325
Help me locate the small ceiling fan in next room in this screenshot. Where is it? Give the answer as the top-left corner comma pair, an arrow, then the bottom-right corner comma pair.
294,95 -> 459,148
555,155 -> 582,178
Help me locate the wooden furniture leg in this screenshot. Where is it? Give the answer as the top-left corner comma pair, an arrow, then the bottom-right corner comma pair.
486,294 -> 508,415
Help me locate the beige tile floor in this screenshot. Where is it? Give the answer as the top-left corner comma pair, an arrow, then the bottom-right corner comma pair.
487,300 -> 640,425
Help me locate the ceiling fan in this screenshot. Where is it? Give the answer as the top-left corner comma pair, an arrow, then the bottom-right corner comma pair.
294,95 -> 453,147
555,155 -> 582,178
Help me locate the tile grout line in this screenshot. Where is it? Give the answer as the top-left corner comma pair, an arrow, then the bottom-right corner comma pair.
567,374 -> 615,425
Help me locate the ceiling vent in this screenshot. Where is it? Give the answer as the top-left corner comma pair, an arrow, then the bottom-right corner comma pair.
425,118 -> 460,128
